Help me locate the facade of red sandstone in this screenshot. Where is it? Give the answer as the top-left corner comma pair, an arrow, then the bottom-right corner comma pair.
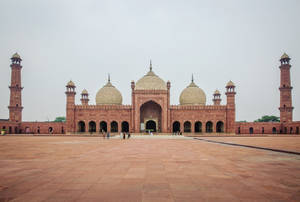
0,53 -> 299,135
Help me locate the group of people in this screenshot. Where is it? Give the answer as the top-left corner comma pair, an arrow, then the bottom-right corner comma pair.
100,131 -> 110,139
172,131 -> 182,136
120,132 -> 131,139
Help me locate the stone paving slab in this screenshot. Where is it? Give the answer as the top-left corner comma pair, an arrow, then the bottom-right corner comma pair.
0,136 -> 299,201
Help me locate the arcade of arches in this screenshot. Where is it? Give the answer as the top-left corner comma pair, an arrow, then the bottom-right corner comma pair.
173,121 -> 224,133
77,120 -> 130,133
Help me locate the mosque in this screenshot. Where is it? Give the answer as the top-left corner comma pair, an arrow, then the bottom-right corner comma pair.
0,53 -> 299,135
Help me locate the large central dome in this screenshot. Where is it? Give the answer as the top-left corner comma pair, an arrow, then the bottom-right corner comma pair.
135,63 -> 167,90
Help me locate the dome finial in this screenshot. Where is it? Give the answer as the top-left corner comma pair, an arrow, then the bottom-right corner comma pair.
191,74 -> 194,83
150,60 -> 152,71
108,73 -> 110,82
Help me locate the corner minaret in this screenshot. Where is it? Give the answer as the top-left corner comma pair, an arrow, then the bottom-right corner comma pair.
65,80 -> 76,133
279,53 -> 293,123
8,53 -> 23,122
225,81 -> 236,133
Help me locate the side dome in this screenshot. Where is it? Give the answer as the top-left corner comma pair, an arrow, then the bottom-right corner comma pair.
179,79 -> 206,105
96,79 -> 122,105
135,62 -> 167,90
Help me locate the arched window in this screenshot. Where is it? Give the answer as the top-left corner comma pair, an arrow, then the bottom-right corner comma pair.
216,121 -> 224,133
172,121 -> 180,133
78,121 -> 86,132
272,127 -> 276,134
195,121 -> 202,133
100,121 -> 107,132
111,121 -> 118,132
249,127 -> 253,134
184,121 -> 191,133
89,121 -> 96,132
206,121 -> 213,133
121,121 -> 129,132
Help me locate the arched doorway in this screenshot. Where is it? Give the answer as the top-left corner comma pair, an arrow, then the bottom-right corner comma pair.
100,121 -> 107,132
111,121 -> 118,132
89,121 -> 96,132
290,127 -> 293,134
140,101 -> 162,132
216,121 -> 224,133
146,120 -> 156,132
172,121 -> 180,133
206,121 -> 213,133
78,121 -> 85,132
184,121 -> 191,132
195,121 -> 202,133
121,121 -> 129,132
249,127 -> 253,134
15,127 -> 18,134
272,127 -> 277,134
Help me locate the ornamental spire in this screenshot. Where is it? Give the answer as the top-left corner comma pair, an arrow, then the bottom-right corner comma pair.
191,74 -> 194,83
108,73 -> 110,82
150,60 -> 152,71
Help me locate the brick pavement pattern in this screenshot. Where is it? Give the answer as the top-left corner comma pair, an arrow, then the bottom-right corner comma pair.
0,136 -> 300,202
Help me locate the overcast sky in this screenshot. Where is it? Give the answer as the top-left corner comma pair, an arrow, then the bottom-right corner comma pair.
0,0 -> 299,122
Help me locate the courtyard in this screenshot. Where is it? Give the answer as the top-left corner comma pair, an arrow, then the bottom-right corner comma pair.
0,136 -> 300,202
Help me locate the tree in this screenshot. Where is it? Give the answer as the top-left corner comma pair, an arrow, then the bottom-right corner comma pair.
54,116 -> 66,122
254,115 -> 279,122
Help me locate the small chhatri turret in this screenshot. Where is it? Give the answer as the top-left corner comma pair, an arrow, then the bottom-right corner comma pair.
213,89 -> 221,105
81,89 -> 89,106
280,53 -> 290,65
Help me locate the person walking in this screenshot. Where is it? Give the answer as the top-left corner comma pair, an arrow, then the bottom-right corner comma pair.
123,132 -> 126,139
120,132 -> 123,139
128,132 -> 131,139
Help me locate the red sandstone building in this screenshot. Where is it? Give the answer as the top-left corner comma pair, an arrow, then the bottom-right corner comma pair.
0,53 -> 299,135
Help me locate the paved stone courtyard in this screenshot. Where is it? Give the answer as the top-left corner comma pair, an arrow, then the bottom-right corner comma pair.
0,136 -> 300,202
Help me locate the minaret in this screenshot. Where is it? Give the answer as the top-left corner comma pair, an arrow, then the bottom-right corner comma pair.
279,53 -> 293,123
225,81 -> 236,133
65,80 -> 76,133
213,90 -> 221,105
8,53 -> 23,122
80,89 -> 89,105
